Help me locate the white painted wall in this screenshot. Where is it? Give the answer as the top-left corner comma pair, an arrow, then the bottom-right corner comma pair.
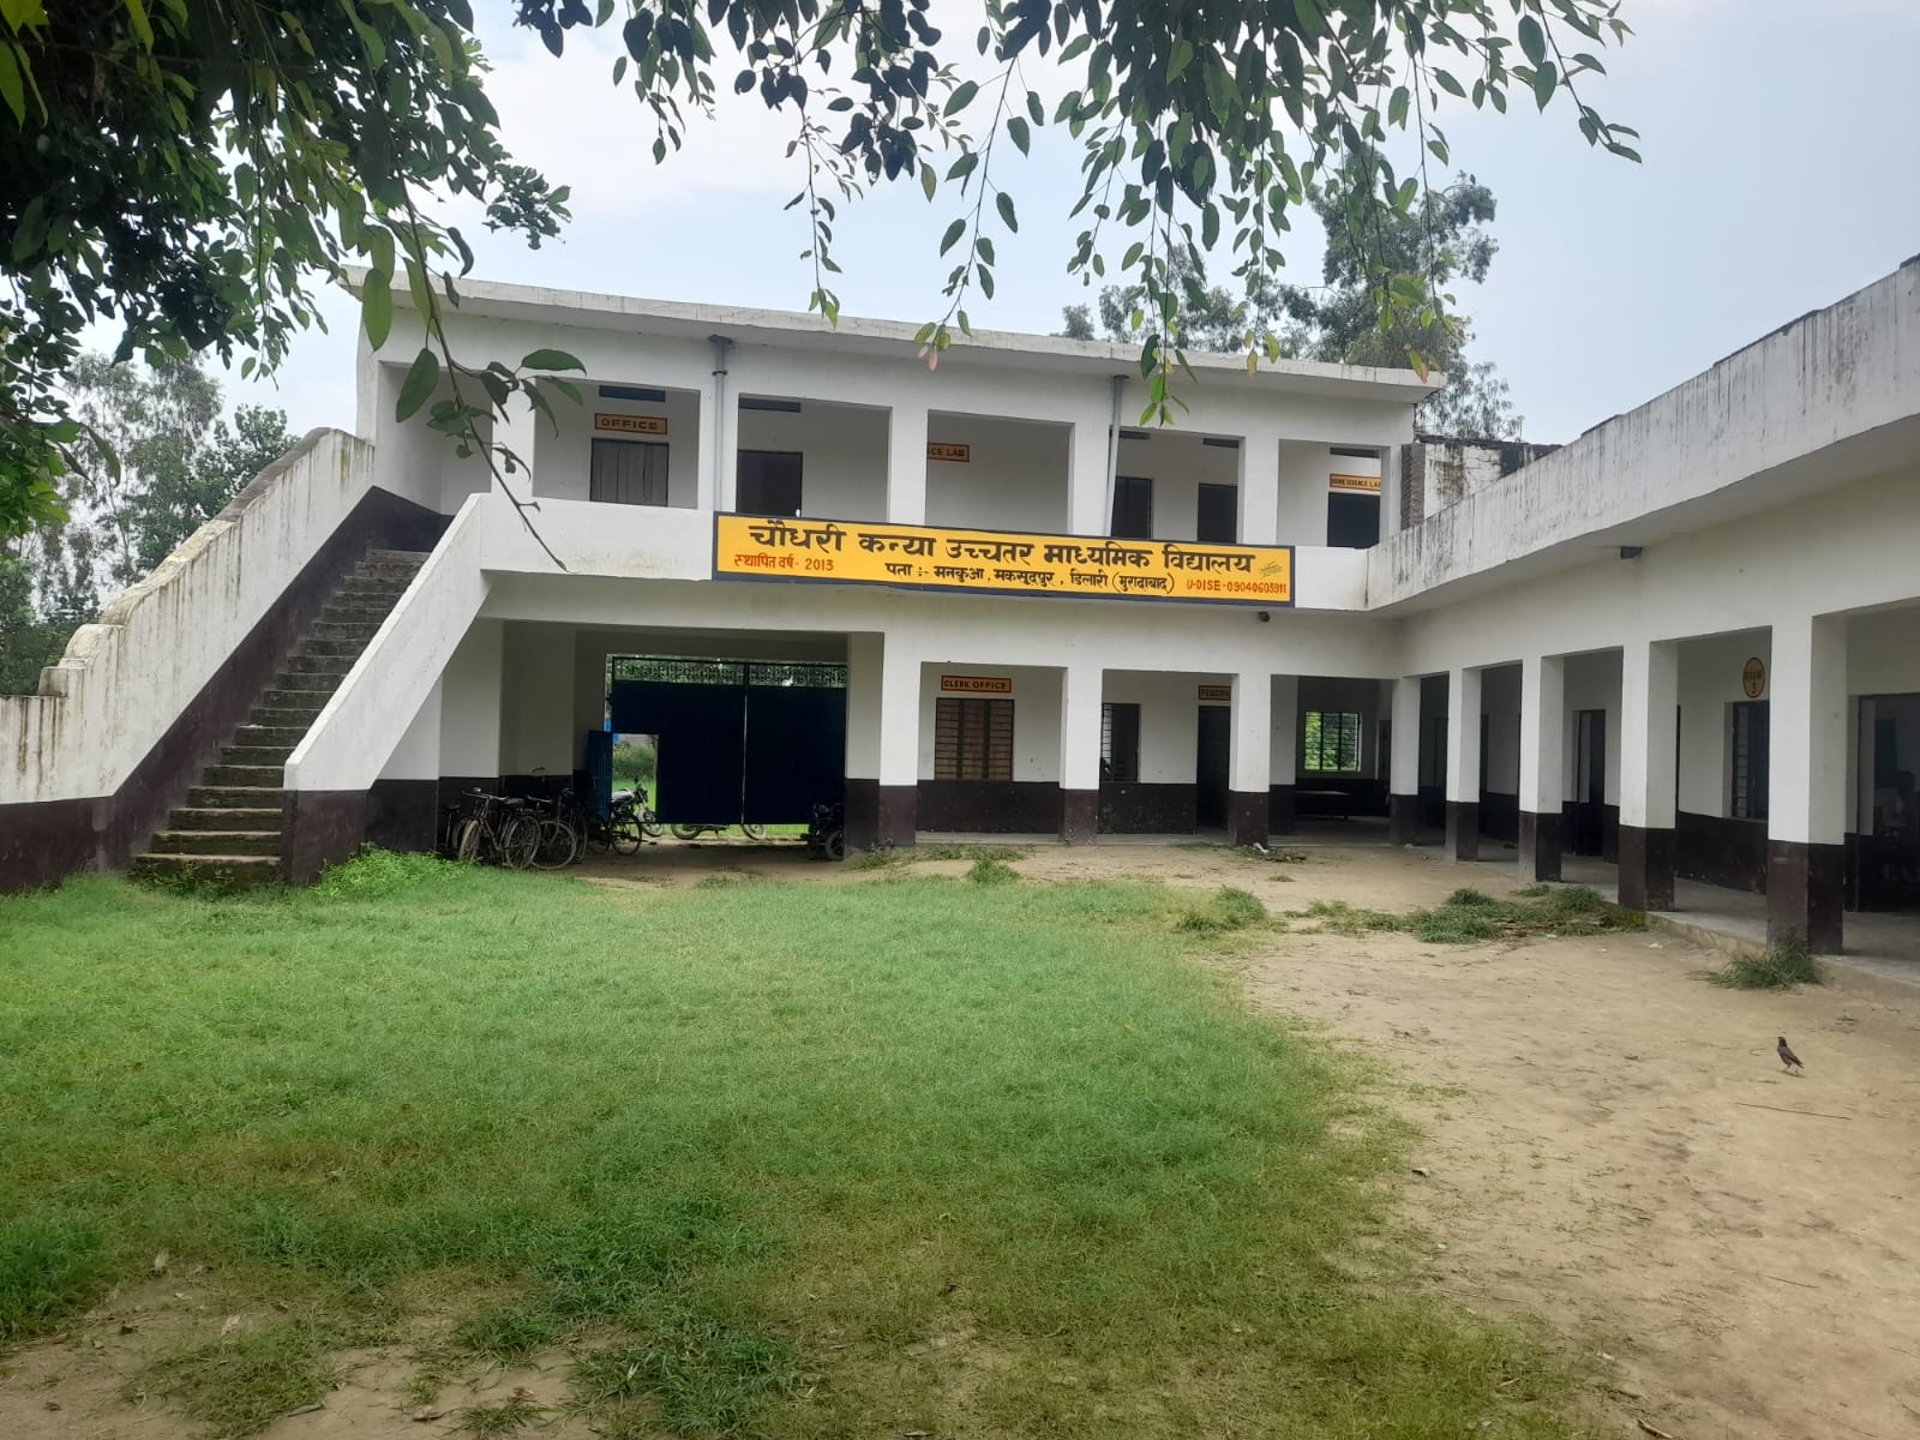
925,414 -> 1070,533
533,386 -> 703,507
2,430 -> 378,805
915,663 -> 1062,782
736,401 -> 888,521
1113,431 -> 1239,541
499,622 -> 580,776
1102,671 -> 1219,784
439,616 -> 505,779
1675,630 -> 1769,817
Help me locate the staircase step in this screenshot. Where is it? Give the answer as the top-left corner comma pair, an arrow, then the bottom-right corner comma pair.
298,637 -> 369,660
168,807 -> 282,832
149,830 -> 283,857
333,582 -> 411,604
308,621 -> 382,642
132,853 -> 281,887
204,763 -> 285,788
364,548 -> 432,565
258,688 -> 333,711
187,785 -> 286,809
249,705 -> 325,729
234,724 -> 309,748
222,744 -> 295,766
282,653 -> 354,677
319,604 -> 392,627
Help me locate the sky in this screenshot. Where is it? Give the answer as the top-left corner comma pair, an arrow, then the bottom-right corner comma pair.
228,0 -> 1920,445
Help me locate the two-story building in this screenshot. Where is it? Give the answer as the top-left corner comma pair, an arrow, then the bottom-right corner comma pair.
4,259 -> 1917,959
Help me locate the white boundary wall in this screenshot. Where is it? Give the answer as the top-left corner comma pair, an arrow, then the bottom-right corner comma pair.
2,430 -> 376,805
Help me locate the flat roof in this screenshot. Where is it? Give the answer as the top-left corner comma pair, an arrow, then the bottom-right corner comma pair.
361,270 -> 1443,404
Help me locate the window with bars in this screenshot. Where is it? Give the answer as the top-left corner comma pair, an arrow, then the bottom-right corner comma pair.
1303,710 -> 1363,773
1101,702 -> 1141,782
1730,701 -> 1770,821
934,697 -> 1014,781
590,438 -> 670,505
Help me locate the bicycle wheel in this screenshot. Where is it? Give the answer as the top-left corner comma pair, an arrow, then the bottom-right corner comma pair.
496,813 -> 541,870
639,807 -> 664,839
454,817 -> 484,864
670,823 -> 705,841
531,816 -> 580,870
610,812 -> 644,855
739,823 -> 768,842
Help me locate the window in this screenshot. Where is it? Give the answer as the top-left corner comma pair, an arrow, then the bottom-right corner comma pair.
935,697 -> 1014,781
590,438 -> 669,506
1326,491 -> 1380,548
1303,710 -> 1363,773
1731,701 -> 1770,821
738,450 -> 803,517
1196,483 -> 1237,543
1101,702 -> 1141,782
1112,474 -> 1153,538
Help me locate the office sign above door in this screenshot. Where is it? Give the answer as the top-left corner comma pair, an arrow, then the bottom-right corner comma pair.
595,413 -> 668,436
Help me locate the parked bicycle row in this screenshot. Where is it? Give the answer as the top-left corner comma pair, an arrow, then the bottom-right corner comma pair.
435,785 -> 817,870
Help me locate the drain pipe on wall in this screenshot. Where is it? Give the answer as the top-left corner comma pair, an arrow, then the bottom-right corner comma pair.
1103,373 -> 1124,533
710,334 -> 733,511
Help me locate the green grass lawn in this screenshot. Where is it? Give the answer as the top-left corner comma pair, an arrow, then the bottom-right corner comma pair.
0,856 -> 1587,1438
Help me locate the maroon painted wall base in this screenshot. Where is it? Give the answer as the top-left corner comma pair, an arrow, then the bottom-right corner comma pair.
1617,824 -> 1676,911
1766,840 -> 1845,953
1268,784 -> 1297,835
843,778 -> 879,852
1388,793 -> 1421,845
366,779 -> 439,854
1517,810 -> 1563,882
876,785 -> 918,848
282,790 -> 371,884
1060,788 -> 1099,843
1227,789 -> 1268,847
1445,801 -> 1480,861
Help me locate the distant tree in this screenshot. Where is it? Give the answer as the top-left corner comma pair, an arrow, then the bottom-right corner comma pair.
123,406 -> 298,579
1059,252 -> 1293,355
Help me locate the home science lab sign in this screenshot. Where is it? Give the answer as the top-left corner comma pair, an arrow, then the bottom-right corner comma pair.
713,515 -> 1294,607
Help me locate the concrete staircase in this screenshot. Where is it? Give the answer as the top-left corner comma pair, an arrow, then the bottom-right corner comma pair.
130,549 -> 430,886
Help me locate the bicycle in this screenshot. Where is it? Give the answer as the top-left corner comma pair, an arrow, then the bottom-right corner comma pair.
451,790 -> 540,869
669,821 -> 769,842
525,792 -> 583,870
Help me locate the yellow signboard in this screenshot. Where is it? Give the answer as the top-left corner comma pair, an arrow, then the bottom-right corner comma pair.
713,515 -> 1293,607
941,675 -> 1012,694
595,413 -> 668,436
1197,684 -> 1232,702
927,442 -> 972,463
1328,471 -> 1381,493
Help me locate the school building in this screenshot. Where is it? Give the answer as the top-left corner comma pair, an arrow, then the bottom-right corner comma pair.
3,259 -> 1918,956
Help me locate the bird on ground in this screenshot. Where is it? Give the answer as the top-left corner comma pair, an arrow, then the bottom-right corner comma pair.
1776,1036 -> 1804,1074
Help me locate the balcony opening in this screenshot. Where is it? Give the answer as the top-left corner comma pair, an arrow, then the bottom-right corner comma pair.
735,395 -> 887,521
926,412 -> 1070,533
1114,428 -> 1240,541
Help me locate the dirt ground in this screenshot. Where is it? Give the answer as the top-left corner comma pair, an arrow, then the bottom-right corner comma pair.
6,840 -> 1918,1438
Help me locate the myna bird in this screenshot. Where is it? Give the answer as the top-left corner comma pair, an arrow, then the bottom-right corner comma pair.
1776,1036 -> 1804,1074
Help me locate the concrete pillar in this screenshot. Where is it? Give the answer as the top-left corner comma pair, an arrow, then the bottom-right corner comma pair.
1227,670 -> 1271,845
495,395 -> 542,495
875,644 -> 920,847
1067,410 -> 1112,536
1377,444 -> 1402,540
695,378 -> 719,513
1389,676 -> 1422,844
1269,674 -> 1299,834
366,681 -> 443,853
1059,665 -> 1103,842
439,618 -> 504,784
1517,654 -> 1566,881
886,404 -> 929,525
1445,665 -> 1483,860
1618,637 -> 1679,911
1238,431 -> 1281,546
843,634 -> 884,850
1767,614 -> 1847,952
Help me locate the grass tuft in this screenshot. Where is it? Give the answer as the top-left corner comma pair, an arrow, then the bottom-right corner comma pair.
1175,885 -> 1268,932
312,848 -> 459,900
131,1317 -> 384,1439
1706,934 -> 1821,989
1297,886 -> 1644,944
458,1392 -> 545,1436
966,856 -> 1019,885
0,1217 -> 106,1343
573,1320 -> 801,1434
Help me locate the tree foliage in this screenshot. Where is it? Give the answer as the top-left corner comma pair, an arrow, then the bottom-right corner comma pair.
2,0 -> 1635,534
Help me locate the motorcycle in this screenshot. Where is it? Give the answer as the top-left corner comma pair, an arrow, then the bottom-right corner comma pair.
805,801 -> 846,861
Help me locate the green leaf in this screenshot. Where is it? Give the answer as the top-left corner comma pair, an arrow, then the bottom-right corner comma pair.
1007,115 -> 1029,155
995,191 -> 1017,233
395,347 -> 440,422
362,269 -> 394,349
1388,85 -> 1409,127
1168,39 -> 1193,80
946,79 -> 978,115
919,163 -> 936,201
1532,60 -> 1557,109
1518,15 -> 1546,66
520,348 -> 584,372
123,0 -> 155,48
0,42 -> 27,125
939,218 -> 966,255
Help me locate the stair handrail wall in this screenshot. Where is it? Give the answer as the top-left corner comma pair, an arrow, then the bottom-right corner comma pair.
283,491 -> 491,795
2,429 -> 378,806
